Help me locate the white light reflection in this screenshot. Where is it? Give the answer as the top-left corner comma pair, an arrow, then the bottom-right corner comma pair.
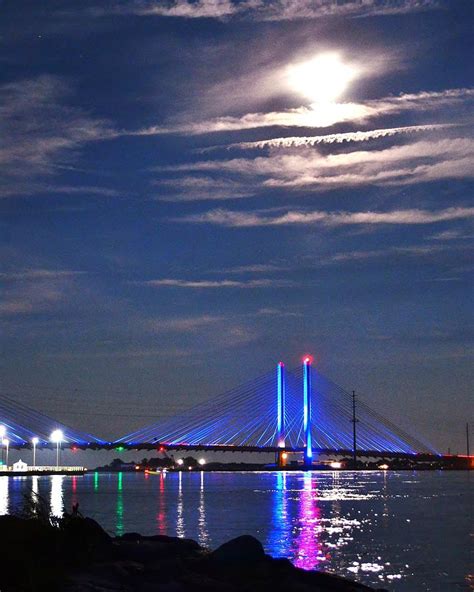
176,471 -> 185,538
0,477 -> 8,515
197,471 -> 209,547
31,475 -> 39,515
50,475 -> 64,518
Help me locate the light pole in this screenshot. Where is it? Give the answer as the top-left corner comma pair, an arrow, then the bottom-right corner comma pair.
32,437 -> 39,468
50,430 -> 64,469
3,439 -> 9,468
0,426 -> 5,466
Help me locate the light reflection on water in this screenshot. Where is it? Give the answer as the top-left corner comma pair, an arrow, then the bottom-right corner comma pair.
0,477 -> 8,515
116,472 -> 124,536
50,475 -> 64,518
0,470 -> 471,592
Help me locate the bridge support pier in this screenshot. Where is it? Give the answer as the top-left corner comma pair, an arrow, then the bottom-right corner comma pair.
277,450 -> 287,468
303,357 -> 313,468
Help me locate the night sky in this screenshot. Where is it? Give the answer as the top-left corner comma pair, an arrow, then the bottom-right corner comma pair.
1,0 -> 472,454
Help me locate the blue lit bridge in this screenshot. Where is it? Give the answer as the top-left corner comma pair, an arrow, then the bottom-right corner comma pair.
115,358 -> 437,463
1,358 -> 438,464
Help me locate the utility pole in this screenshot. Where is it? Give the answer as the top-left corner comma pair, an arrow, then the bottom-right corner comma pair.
467,423 -> 470,457
351,390 -> 359,470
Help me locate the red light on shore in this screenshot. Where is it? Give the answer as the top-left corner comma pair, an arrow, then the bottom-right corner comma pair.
278,361 -> 285,367
303,355 -> 313,365
159,446 -> 165,452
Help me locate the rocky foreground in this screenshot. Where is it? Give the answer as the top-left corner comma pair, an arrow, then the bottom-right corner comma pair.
0,514 -> 388,592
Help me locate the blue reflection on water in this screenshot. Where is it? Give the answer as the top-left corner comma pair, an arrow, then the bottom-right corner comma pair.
267,471 -> 291,558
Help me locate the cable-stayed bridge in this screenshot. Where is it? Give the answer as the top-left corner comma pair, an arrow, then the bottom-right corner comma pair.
0,358 -> 438,463
115,359 -> 436,462
0,393 -> 106,449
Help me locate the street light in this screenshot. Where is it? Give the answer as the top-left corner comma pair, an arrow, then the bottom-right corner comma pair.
198,458 -> 206,466
176,458 -> 184,466
32,437 -> 39,468
3,439 -> 9,468
50,430 -> 64,469
0,426 -> 5,466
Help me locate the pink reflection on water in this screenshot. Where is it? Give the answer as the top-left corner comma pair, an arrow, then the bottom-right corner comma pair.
156,471 -> 167,535
293,472 -> 323,570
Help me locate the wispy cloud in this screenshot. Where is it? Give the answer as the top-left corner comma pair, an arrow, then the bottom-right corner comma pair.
133,89 -> 473,136
321,243 -> 473,264
95,0 -> 442,20
220,263 -> 288,274
0,76 -> 115,197
0,269 -> 86,281
0,268 -> 84,316
137,278 -> 295,288
144,314 -> 224,332
43,347 -> 192,360
164,137 -> 474,191
224,124 -> 453,150
211,243 -> 473,275
153,176 -> 252,202
179,206 -> 474,227
428,229 -> 474,241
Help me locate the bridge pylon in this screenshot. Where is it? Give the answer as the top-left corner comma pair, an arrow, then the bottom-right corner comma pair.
277,361 -> 286,468
277,361 -> 285,448
303,356 -> 313,467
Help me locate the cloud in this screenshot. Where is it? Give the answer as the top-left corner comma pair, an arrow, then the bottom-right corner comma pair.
321,243 -> 473,265
220,263 -> 288,274
179,206 -> 474,227
212,242 -> 473,277
164,136 -> 474,191
224,124 -> 454,150
0,268 -> 83,317
153,176 -> 252,202
254,307 -> 302,317
144,314 -> 224,332
428,229 -> 474,241
134,88 -> 473,135
96,0 -> 442,20
0,269 -> 86,281
0,76 -> 114,197
137,278 -> 295,288
43,347 -> 192,360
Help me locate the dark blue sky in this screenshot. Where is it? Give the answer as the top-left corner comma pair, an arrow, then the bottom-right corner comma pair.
0,0 -> 472,452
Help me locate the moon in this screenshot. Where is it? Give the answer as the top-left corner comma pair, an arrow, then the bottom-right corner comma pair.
287,52 -> 359,104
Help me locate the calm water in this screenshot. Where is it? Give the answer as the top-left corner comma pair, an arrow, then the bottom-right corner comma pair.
1,470 -> 472,591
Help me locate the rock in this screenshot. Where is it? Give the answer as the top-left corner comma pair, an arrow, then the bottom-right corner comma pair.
0,515 -> 386,592
0,515 -> 63,590
119,531 -> 143,541
61,516 -> 112,563
210,535 -> 266,565
144,534 -> 202,552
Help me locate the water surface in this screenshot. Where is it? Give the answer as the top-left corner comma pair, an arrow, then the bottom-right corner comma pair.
2,470 -> 472,591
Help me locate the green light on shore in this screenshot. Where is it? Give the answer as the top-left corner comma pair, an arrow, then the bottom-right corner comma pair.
116,446 -> 125,452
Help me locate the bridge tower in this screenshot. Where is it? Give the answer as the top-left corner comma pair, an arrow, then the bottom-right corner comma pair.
303,356 -> 313,467
277,361 -> 286,467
